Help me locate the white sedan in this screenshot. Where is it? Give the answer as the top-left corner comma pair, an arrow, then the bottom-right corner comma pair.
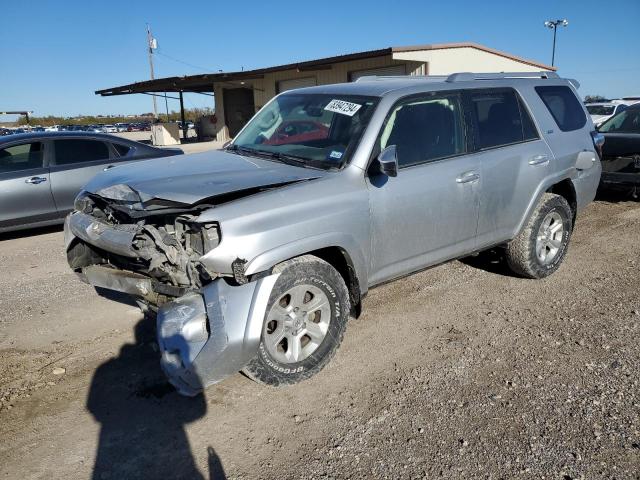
586,102 -> 628,127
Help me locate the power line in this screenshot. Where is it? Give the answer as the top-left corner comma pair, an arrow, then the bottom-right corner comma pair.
155,50 -> 219,73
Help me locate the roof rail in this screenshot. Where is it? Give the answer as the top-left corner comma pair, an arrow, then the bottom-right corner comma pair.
354,75 -> 448,83
446,71 -> 560,82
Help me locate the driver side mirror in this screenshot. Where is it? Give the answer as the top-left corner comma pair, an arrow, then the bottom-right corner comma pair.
376,145 -> 398,177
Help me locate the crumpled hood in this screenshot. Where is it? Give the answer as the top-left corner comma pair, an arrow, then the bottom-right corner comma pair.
84,149 -> 325,205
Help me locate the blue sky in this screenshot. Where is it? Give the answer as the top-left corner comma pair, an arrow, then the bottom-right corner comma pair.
1,0 -> 638,121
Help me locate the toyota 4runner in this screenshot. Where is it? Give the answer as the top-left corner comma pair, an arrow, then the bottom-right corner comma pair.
65,72 -> 602,395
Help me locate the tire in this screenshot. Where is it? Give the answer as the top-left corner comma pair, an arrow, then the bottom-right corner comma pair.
505,193 -> 573,279
243,255 -> 350,386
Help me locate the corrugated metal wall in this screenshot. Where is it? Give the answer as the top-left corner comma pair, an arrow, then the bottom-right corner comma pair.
253,56 -> 423,108
213,55 -> 424,140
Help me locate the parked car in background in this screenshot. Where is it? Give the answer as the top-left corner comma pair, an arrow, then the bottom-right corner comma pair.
586,101 -> 628,127
127,122 -> 149,132
86,125 -> 103,133
597,103 -> 640,196
102,124 -> 118,133
64,72 -> 601,396
115,123 -> 130,132
0,132 -> 183,232
263,120 -> 329,145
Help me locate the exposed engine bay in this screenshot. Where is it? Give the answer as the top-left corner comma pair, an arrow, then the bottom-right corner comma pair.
66,192 -> 222,303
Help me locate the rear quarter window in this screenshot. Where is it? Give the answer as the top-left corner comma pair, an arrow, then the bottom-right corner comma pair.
535,85 -> 587,132
113,143 -> 132,157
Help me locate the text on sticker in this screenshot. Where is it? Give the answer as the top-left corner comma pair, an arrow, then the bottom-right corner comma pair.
324,99 -> 362,117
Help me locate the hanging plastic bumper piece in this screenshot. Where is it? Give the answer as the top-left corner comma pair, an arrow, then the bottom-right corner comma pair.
156,273 -> 280,396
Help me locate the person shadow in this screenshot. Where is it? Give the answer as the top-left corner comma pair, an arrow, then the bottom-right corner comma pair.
86,313 -> 227,479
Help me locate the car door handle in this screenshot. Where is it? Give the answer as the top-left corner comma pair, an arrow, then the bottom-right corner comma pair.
103,165 -> 115,171
528,154 -> 550,166
25,176 -> 47,184
456,171 -> 480,184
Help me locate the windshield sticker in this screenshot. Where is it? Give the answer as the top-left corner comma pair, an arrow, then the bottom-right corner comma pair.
324,99 -> 362,117
328,150 -> 344,160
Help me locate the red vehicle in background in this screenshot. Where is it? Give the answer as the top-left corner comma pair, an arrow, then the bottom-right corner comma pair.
263,120 -> 329,145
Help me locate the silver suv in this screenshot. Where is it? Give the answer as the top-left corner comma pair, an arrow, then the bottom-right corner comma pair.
65,72 -> 602,395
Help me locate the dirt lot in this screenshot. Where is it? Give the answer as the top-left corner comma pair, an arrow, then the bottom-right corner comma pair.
1,194 -> 639,479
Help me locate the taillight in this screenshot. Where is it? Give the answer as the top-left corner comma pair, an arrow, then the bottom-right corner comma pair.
591,131 -> 605,160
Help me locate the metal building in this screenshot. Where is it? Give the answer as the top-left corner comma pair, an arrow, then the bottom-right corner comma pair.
96,42 -> 554,142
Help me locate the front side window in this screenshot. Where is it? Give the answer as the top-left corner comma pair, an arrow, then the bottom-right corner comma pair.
231,93 -> 379,169
470,89 -> 538,150
0,142 -> 44,173
54,139 -> 110,165
536,85 -> 587,132
380,94 -> 466,168
598,108 -> 640,134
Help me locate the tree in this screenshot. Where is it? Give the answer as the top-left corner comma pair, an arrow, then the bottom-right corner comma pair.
583,95 -> 609,103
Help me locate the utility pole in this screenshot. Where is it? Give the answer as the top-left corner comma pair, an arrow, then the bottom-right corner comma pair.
544,19 -> 569,67
146,24 -> 158,118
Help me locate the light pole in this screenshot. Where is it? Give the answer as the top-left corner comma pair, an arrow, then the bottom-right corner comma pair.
544,19 -> 569,67
146,24 -> 158,118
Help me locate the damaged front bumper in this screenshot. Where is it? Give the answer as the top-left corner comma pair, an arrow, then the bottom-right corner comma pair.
64,212 -> 280,395
157,273 -> 279,396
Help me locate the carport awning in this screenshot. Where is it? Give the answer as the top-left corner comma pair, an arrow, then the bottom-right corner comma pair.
95,47 -> 394,96
94,72 -> 266,96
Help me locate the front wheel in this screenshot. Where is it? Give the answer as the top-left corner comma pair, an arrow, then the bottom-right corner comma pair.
243,255 -> 350,386
505,193 -> 573,279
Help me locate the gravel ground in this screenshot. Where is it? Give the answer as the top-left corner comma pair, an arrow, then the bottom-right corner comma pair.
0,194 -> 638,479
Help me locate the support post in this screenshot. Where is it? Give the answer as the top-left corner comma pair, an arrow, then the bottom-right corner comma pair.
179,91 -> 187,142
551,25 -> 557,67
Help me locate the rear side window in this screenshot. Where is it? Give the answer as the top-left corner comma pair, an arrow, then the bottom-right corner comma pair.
470,89 -> 539,149
54,139 -> 110,165
0,142 -> 44,173
380,93 -> 466,167
535,85 -> 586,132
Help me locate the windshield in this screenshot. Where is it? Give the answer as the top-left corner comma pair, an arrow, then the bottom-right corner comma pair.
586,105 -> 615,116
598,108 -> 640,134
231,93 -> 379,169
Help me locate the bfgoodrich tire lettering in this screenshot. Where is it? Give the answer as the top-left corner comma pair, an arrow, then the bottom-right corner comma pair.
243,255 -> 350,386
506,193 -> 573,279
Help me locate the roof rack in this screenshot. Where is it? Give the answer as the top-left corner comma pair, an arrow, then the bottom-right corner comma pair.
354,75 -> 448,83
354,71 -> 560,84
446,71 -> 559,82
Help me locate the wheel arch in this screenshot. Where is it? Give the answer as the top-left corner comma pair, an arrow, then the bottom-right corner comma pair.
513,174 -> 578,239
546,178 -> 577,223
244,234 -> 367,318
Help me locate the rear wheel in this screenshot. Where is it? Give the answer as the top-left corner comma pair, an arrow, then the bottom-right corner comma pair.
506,193 -> 573,279
243,255 -> 350,386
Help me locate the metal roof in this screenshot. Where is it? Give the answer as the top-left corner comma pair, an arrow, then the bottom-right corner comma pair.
95,42 -> 555,97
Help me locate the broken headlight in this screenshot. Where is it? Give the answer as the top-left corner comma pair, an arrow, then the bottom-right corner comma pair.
96,183 -> 141,203
73,191 -> 94,213
178,221 -> 220,257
